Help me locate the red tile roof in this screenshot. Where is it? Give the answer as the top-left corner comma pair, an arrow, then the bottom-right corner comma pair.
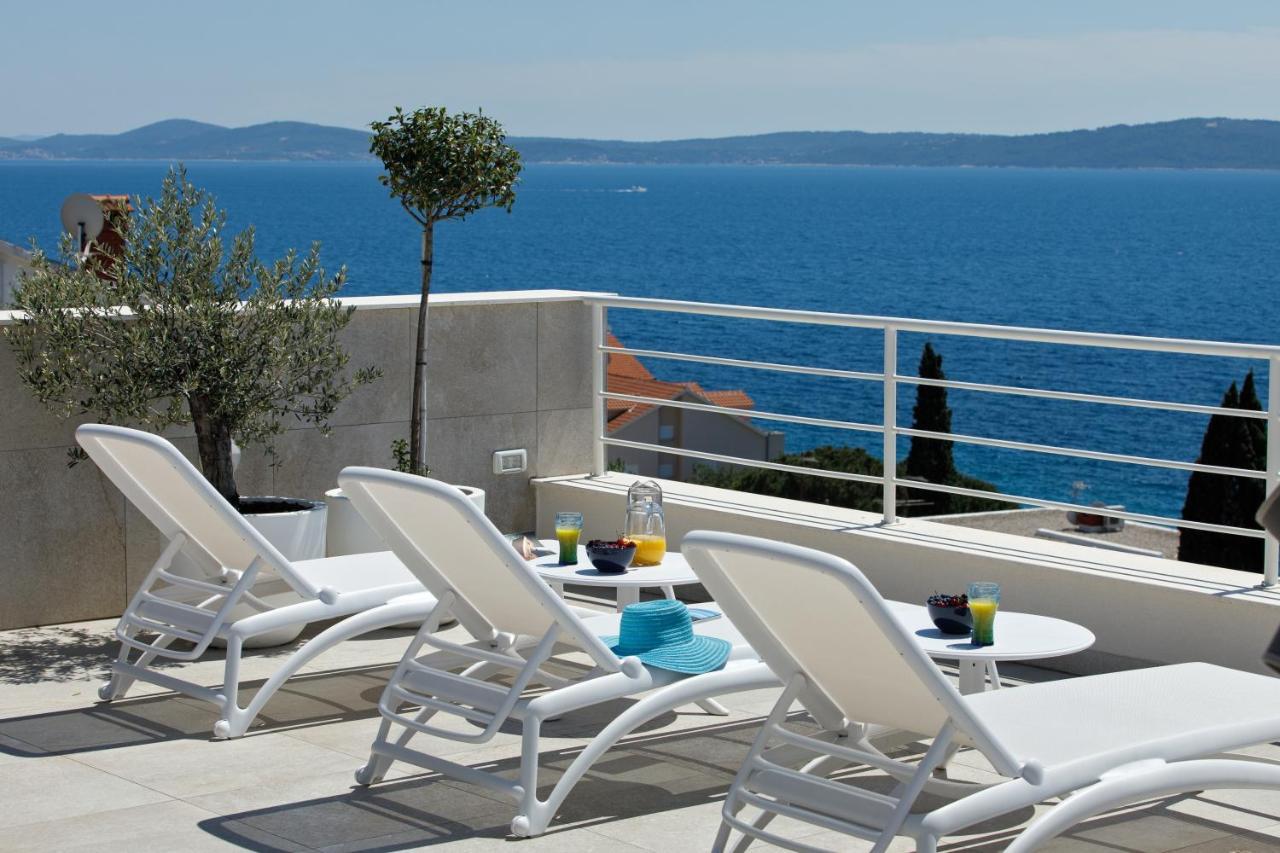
606,334 -> 755,433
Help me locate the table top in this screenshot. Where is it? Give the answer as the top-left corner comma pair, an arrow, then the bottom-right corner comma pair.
887,600 -> 1095,662
529,541 -> 1094,663
532,541 -> 698,588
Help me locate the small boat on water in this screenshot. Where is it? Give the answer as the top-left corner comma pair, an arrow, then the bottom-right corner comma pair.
618,185 -> 647,193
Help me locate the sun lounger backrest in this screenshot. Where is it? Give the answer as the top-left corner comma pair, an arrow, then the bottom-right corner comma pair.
76,424 -> 320,599
339,467 -> 624,670
684,531 -> 1021,764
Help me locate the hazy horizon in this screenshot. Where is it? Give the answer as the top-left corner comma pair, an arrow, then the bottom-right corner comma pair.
5,114 -> 1274,146
6,2 -> 1280,140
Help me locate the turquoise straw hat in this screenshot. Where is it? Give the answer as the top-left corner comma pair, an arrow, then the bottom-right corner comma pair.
601,599 -> 731,674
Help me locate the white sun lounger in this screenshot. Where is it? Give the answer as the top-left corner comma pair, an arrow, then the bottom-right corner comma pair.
78,425 -> 437,739
337,467 -> 777,837
683,530 -> 1280,853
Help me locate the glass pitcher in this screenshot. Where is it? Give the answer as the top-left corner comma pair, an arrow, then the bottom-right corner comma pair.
624,480 -> 666,566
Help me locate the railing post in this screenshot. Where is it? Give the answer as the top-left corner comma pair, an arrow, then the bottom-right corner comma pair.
591,301 -> 607,476
882,325 -> 898,524
1265,356 -> 1280,586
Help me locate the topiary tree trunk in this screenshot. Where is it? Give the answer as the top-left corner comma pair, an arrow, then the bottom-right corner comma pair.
370,107 -> 522,475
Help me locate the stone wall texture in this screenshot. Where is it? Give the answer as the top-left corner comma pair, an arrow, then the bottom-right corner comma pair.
0,292 -> 598,629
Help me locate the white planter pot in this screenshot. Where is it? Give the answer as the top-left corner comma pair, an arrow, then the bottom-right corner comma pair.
325,484 -> 485,630
176,497 -> 327,649
324,485 -> 486,557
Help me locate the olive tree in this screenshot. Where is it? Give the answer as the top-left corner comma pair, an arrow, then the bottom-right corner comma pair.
5,166 -> 379,507
370,106 -> 522,474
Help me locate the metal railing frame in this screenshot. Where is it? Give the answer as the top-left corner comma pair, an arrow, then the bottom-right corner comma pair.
586,296 -> 1280,585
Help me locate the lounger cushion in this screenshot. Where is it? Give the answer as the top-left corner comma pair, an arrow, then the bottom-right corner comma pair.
963,663 -> 1280,775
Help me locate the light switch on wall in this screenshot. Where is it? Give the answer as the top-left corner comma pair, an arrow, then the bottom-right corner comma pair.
493,448 -> 528,475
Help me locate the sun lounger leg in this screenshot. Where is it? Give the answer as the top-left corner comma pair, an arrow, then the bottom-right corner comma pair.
355,716 -> 398,785
1005,758 -> 1280,853
99,627 -> 179,701
513,663 -> 778,837
211,635 -> 245,739
221,598 -> 439,740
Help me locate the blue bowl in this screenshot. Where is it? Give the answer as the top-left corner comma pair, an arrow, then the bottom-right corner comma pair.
927,602 -> 973,635
586,542 -> 637,574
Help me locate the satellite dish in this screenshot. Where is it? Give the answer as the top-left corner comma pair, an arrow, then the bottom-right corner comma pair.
60,193 -> 105,252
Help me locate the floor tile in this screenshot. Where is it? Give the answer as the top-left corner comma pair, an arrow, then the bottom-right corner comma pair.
6,799 -> 296,852
0,754 -> 170,829
206,773 -> 514,851
69,727 -> 362,799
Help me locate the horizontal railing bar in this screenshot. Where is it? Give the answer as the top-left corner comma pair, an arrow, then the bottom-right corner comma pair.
895,477 -> 1266,538
897,426 -> 1269,479
601,437 -> 885,486
604,391 -> 884,434
586,295 -> 1280,360
599,345 -> 883,382
899,375 -> 1270,420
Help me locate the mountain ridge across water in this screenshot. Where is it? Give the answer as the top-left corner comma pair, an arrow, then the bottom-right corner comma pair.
4,117 -> 1280,169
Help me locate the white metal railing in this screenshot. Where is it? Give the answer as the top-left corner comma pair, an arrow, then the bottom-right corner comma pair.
584,295 -> 1280,586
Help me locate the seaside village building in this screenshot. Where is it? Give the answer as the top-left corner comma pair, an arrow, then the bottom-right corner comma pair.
605,332 -> 784,478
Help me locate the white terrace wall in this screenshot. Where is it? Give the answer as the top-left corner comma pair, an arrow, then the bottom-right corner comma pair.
0,291 -> 599,630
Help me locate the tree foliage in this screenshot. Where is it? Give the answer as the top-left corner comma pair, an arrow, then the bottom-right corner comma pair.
903,342 -> 959,515
1179,371 -> 1266,571
4,166 -> 378,506
692,446 -> 1010,515
369,106 -> 523,474
370,107 -> 522,228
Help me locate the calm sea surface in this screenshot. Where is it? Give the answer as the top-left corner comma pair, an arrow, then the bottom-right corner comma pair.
4,161 -> 1280,519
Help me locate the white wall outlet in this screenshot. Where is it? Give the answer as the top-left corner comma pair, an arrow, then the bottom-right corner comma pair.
493,448 -> 528,475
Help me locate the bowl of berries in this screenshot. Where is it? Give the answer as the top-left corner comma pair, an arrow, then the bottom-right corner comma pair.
585,538 -> 637,574
926,593 -> 972,635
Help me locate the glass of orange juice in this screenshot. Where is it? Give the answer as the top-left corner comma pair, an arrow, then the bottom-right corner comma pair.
630,533 -> 667,566
967,582 -> 999,646
555,512 -> 583,565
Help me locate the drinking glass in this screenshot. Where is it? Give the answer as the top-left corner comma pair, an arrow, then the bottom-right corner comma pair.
555,512 -> 583,565
967,582 -> 1000,646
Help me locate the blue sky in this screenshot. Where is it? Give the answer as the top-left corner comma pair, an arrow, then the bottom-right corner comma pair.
5,1 -> 1280,139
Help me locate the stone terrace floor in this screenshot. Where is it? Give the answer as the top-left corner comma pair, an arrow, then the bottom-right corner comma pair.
4,601 -> 1280,852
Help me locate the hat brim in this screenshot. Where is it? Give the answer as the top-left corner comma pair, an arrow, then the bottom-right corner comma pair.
601,634 -> 732,675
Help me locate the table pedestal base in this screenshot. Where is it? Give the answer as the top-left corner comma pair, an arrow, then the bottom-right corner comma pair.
957,660 -> 1002,694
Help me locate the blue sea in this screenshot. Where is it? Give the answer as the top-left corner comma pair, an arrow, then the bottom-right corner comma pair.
4,160 -> 1280,520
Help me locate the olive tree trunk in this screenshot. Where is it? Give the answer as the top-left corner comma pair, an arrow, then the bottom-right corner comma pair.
410,222 -> 434,473
189,393 -> 239,507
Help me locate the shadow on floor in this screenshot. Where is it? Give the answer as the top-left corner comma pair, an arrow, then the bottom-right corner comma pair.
199,715 -> 780,851
203,724 -> 1280,853
0,661 -> 403,756
0,660 -> 683,759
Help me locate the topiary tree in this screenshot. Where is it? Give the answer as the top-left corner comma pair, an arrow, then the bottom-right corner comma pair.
4,166 -> 379,507
370,106 -> 522,474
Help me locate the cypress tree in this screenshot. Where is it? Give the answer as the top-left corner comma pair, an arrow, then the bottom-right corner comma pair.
1240,370 -> 1267,464
1179,377 -> 1265,571
904,342 -> 958,515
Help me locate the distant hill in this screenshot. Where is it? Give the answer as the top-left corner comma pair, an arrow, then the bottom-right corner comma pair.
3,117 -> 1280,169
0,119 -> 372,161
514,119 -> 1280,169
